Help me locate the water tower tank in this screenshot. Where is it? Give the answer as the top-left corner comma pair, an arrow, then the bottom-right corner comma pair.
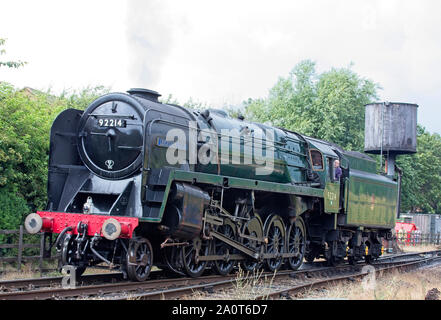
364,102 -> 418,155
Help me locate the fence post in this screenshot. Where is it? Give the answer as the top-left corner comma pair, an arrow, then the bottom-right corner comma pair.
17,226 -> 23,271
39,232 -> 45,277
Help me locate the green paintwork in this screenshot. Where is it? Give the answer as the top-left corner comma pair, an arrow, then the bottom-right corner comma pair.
324,182 -> 340,213
345,169 -> 397,228
173,170 -> 323,196
139,169 -> 324,222
140,106 -> 398,231
342,153 -> 376,173
194,113 -> 311,184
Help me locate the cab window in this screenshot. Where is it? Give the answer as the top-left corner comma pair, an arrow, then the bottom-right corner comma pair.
310,150 -> 324,171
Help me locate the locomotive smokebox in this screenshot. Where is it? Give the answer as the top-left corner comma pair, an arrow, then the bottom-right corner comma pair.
364,102 -> 418,176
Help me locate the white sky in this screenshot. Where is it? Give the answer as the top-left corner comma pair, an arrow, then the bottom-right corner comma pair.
1,0 -> 440,134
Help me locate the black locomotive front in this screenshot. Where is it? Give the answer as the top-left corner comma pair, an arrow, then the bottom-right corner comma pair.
25,88 -> 209,281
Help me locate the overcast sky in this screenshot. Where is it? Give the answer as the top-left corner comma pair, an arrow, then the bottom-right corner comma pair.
1,0 -> 440,134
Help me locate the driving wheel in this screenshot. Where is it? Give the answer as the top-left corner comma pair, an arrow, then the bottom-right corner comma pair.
286,218 -> 306,270
181,237 -> 210,278
213,219 -> 237,275
241,215 -> 263,273
264,214 -> 286,272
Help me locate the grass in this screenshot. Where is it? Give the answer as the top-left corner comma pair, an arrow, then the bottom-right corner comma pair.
184,265 -> 277,300
231,265 -> 276,299
297,264 -> 441,300
0,261 -> 118,281
0,262 -> 55,281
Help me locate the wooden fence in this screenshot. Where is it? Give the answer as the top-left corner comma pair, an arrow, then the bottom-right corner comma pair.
0,226 -> 59,275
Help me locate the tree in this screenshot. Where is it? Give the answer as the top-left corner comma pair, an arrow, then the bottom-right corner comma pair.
244,60 -> 379,151
397,126 -> 441,213
0,38 -> 26,69
0,83 -> 108,229
244,60 -> 440,212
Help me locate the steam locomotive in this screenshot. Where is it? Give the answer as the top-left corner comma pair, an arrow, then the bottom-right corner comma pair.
24,88 -> 398,281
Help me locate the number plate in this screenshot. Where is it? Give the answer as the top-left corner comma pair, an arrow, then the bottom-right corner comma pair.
98,118 -> 126,127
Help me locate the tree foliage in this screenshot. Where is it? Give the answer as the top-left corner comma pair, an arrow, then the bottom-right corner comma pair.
244,60 -> 379,151
160,93 -> 210,111
0,38 -> 27,69
397,126 -> 441,213
0,188 -> 29,231
0,82 -> 108,229
244,60 -> 441,213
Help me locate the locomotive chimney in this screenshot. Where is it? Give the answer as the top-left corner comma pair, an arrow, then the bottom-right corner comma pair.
127,88 -> 161,102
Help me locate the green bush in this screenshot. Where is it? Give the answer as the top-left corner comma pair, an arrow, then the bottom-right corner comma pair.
0,82 -> 108,230
0,188 -> 29,230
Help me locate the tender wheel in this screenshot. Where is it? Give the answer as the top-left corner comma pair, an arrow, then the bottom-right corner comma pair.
127,237 -> 153,282
364,242 -> 373,264
181,237 -> 210,278
213,219 -> 236,275
326,256 -> 338,266
365,255 -> 373,264
59,234 -> 86,278
348,256 -> 356,265
347,242 -> 357,265
286,218 -> 306,270
240,215 -> 264,273
264,214 -> 286,272
304,243 -> 319,263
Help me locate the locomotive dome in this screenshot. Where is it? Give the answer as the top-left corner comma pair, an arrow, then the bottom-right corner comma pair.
77,92 -> 146,179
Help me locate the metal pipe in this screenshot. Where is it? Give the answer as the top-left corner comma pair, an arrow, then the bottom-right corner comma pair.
379,102 -> 385,171
90,236 -> 113,266
395,164 -> 403,219
53,226 -> 73,251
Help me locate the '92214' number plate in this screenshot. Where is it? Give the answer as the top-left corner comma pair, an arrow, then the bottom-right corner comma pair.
98,118 -> 126,127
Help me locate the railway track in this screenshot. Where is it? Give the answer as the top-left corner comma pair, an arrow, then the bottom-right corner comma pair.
0,250 -> 440,300
0,272 -> 124,292
254,251 -> 441,300
0,271 -> 255,300
118,251 -> 441,300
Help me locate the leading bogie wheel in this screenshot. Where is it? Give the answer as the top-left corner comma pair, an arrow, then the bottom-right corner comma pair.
127,237 -> 153,282
59,234 -> 86,278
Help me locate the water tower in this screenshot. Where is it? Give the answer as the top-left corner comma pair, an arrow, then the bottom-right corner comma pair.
364,102 -> 418,176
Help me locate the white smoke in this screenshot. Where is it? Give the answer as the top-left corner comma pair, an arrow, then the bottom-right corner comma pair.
125,0 -> 173,88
